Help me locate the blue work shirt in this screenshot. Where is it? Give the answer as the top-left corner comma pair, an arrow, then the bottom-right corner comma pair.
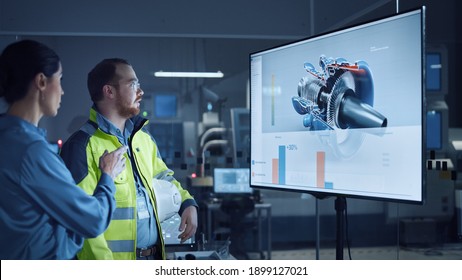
95,111 -> 158,248
0,114 -> 116,259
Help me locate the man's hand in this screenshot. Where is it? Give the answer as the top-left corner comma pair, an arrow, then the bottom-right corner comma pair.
99,146 -> 127,180
178,206 -> 198,243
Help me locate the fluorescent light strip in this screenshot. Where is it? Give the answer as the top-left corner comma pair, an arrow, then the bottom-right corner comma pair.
154,71 -> 224,78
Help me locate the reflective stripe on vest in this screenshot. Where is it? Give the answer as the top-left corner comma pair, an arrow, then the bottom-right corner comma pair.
112,207 -> 134,220
106,240 -> 135,253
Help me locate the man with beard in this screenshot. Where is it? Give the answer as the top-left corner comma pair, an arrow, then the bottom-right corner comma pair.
60,58 -> 198,260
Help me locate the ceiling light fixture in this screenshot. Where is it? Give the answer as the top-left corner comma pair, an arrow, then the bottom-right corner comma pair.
154,71 -> 224,78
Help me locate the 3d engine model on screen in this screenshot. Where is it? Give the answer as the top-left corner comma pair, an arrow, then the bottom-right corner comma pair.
292,55 -> 387,131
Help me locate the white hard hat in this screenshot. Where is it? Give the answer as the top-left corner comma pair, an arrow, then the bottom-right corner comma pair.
152,179 -> 181,222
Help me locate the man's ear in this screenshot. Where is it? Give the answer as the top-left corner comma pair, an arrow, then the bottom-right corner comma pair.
102,85 -> 115,99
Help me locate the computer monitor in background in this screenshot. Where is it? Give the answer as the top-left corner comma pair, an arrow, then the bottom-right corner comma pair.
149,122 -> 184,165
230,108 -> 250,168
427,110 -> 442,151
250,8 -> 425,203
425,45 -> 448,100
425,45 -> 448,158
213,168 -> 252,195
154,94 -> 178,118
426,101 -> 448,158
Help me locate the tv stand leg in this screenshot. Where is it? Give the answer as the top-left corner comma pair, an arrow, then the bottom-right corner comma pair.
335,196 -> 346,260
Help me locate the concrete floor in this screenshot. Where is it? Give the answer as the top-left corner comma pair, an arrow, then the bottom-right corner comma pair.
266,243 -> 462,260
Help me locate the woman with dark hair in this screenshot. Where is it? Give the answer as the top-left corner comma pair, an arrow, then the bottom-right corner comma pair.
0,39 -> 127,259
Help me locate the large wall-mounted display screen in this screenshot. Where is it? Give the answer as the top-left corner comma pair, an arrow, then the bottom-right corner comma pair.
250,8 -> 425,203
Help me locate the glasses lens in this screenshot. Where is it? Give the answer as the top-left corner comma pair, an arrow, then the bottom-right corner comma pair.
131,81 -> 140,91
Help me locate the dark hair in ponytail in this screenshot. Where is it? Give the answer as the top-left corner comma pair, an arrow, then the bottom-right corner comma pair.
0,40 -> 60,104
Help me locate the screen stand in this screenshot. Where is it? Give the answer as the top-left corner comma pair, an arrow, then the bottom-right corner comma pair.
335,196 -> 346,260
312,194 -> 346,260
315,198 -> 320,260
